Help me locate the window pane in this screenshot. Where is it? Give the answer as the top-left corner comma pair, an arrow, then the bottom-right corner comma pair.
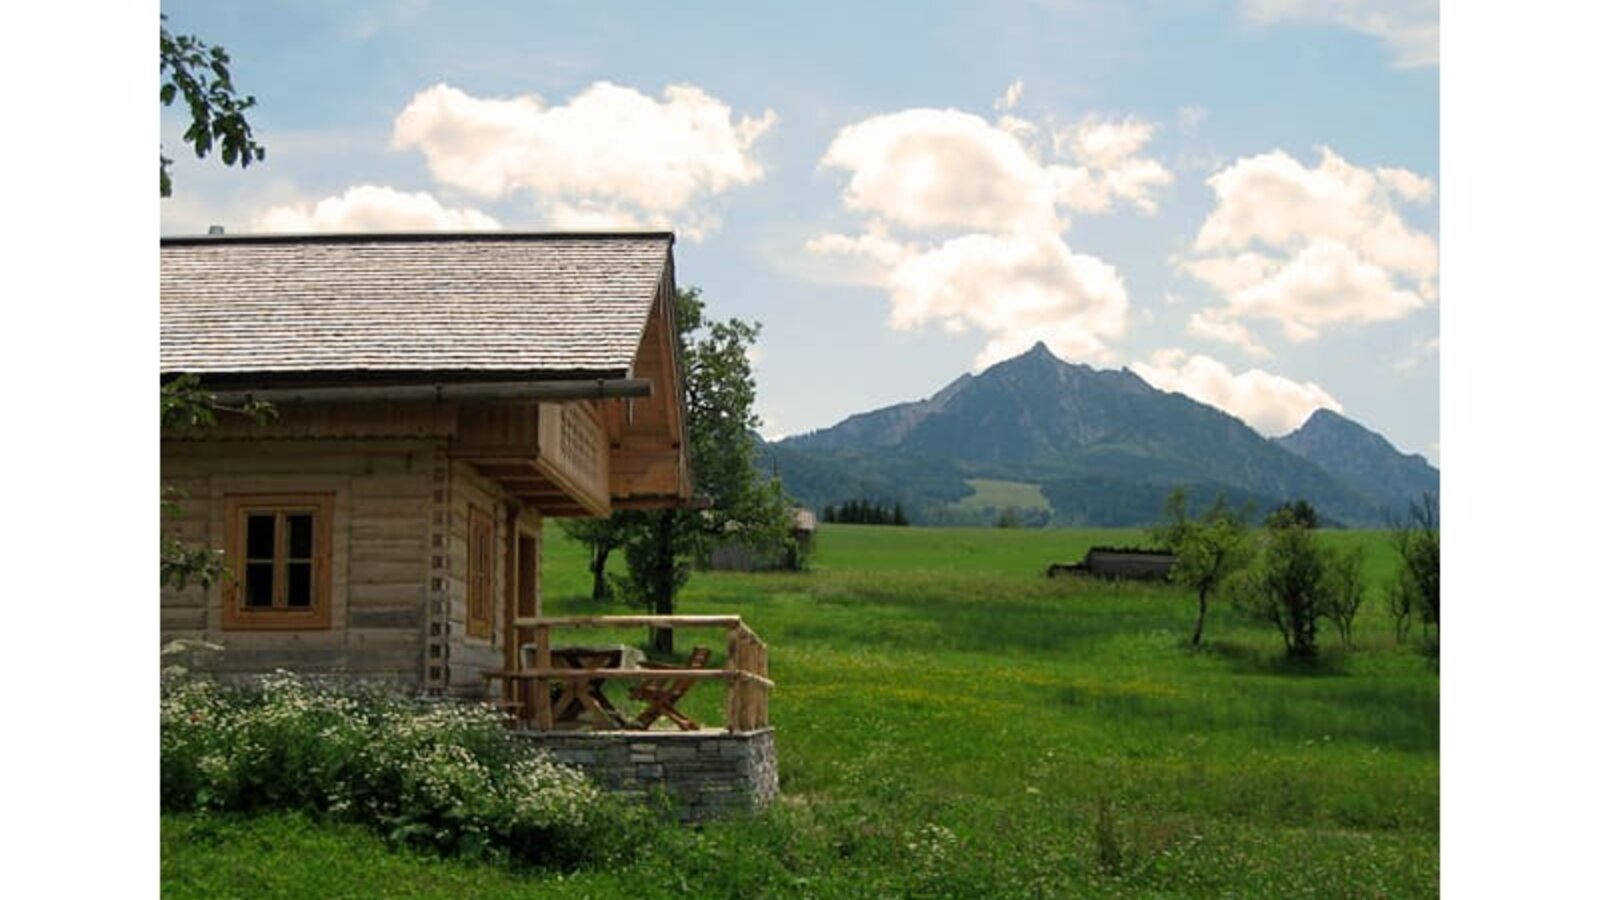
244,563 -> 275,607
287,514 -> 313,559
286,563 -> 313,607
246,514 -> 276,558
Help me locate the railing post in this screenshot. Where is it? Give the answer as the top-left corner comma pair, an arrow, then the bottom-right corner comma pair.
533,623 -> 553,730
726,624 -> 742,733
756,642 -> 768,729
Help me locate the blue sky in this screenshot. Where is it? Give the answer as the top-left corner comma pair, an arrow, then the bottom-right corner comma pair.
160,0 -> 1440,463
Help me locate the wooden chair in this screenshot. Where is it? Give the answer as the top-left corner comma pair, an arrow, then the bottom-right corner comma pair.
628,645 -> 712,731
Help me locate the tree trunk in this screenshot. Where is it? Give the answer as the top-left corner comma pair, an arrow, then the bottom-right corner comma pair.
1191,589 -> 1209,647
648,511 -> 677,655
590,542 -> 612,601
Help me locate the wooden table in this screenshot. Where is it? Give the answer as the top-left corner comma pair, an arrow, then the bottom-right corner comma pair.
492,644 -> 644,729
549,646 -> 628,727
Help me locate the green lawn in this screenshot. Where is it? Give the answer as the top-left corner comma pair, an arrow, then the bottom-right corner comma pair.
164,523 -> 1437,898
950,478 -> 1054,515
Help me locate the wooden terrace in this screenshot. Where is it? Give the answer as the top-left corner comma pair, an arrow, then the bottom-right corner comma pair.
483,615 -> 772,733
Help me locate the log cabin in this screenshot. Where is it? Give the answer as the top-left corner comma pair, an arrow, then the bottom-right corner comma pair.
159,231 -> 693,696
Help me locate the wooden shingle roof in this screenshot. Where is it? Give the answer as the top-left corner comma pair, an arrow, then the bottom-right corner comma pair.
161,232 -> 674,381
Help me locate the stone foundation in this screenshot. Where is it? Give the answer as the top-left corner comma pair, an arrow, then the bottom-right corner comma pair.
517,728 -> 778,822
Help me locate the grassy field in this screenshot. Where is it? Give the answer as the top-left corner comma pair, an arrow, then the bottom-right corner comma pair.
950,478 -> 1053,515
163,524 -> 1438,898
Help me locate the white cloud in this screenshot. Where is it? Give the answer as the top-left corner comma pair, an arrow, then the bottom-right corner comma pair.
1241,0 -> 1438,68
1184,147 -> 1437,343
1187,308 -> 1272,358
1132,349 -> 1342,436
822,108 -> 1065,234
810,104 -> 1168,370
1394,334 -> 1440,372
391,81 -> 775,240
820,107 -> 1172,235
1177,105 -> 1209,133
995,79 -> 1025,112
807,229 -> 1130,369
1052,117 -> 1174,214
252,184 -> 501,232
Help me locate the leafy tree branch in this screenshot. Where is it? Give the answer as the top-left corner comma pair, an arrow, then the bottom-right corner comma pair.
160,15 -> 265,197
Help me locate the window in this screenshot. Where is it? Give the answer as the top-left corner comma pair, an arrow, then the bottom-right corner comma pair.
223,493 -> 333,630
467,506 -> 494,639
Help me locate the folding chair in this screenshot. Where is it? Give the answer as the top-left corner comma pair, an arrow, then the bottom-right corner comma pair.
628,645 -> 712,731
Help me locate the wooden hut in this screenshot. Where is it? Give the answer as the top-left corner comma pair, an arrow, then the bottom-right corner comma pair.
1047,547 -> 1177,581
706,507 -> 816,571
160,232 -> 693,695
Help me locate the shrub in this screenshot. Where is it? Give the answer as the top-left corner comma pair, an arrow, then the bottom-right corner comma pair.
1150,488 -> 1255,647
160,670 -> 642,868
1389,494 -> 1440,647
1230,523 -> 1327,658
1322,546 -> 1365,648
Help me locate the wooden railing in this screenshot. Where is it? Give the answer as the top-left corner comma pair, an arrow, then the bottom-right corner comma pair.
485,615 -> 772,733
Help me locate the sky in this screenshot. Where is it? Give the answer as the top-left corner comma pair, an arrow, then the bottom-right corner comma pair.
15,5 -> 1600,890
160,0 -> 1441,463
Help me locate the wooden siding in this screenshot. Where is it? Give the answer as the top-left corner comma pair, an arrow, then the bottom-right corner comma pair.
454,400 -> 610,516
444,462 -> 526,694
166,400 -> 459,442
160,439 -> 435,687
606,282 -> 692,505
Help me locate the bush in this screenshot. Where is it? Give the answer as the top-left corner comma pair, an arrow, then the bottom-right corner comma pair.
160,670 -> 645,868
1322,546 -> 1365,648
1230,523 -> 1327,658
1389,494 -> 1440,647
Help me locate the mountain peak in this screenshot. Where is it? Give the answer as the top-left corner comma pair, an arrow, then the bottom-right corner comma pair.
1276,407 -> 1438,515
1303,407 -> 1354,429
771,348 -> 1420,526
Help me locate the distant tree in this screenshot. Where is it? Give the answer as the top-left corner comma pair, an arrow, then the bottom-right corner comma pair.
1267,499 -> 1320,530
995,506 -> 1022,529
829,499 -> 907,525
1150,488 -> 1254,647
161,16 -> 266,197
1388,493 -> 1440,646
1323,545 -> 1365,647
564,287 -> 791,653
1230,513 -> 1330,658
557,517 -> 621,601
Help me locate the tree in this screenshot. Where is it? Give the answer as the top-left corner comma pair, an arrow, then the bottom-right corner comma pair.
1267,499 -> 1319,530
161,16 -> 265,197
1322,545 -> 1365,648
1150,488 -> 1254,647
1231,520 -> 1326,658
567,287 -> 791,653
557,517 -> 622,601
160,375 -> 274,589
1388,493 -> 1440,645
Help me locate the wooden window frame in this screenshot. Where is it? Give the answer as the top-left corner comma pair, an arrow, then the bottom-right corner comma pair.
466,506 -> 495,639
222,493 -> 334,631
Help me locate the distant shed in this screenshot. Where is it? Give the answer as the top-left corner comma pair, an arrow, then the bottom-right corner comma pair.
707,508 -> 816,572
1048,547 -> 1176,581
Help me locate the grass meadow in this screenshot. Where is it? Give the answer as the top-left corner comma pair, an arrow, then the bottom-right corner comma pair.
162,524 -> 1438,898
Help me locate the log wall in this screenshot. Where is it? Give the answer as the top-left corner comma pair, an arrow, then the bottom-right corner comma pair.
441,461 -> 540,695
161,438 -> 438,688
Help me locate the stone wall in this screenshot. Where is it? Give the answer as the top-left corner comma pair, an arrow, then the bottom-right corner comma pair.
517,728 -> 778,822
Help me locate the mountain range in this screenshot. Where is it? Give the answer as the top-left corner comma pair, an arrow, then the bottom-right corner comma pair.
759,342 -> 1438,527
